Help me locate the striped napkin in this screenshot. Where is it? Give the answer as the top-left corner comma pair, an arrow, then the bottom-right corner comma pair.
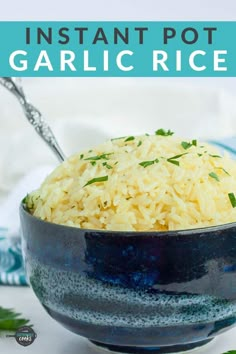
0,229 -> 27,285
0,138 -> 236,286
0,166 -> 54,286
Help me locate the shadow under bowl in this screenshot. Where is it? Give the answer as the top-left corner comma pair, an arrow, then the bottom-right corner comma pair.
20,204 -> 236,354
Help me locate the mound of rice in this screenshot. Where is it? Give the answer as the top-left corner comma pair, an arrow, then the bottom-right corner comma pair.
26,132 -> 236,231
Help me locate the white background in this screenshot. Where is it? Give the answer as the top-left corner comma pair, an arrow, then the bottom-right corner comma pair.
1,0 -> 236,21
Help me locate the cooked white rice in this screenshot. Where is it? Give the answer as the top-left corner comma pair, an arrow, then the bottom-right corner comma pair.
27,133 -> 236,231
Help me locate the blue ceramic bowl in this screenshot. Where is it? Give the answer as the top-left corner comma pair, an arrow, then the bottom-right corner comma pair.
20,204 -> 236,353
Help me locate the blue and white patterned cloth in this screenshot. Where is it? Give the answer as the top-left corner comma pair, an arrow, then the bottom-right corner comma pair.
0,137 -> 236,286
0,228 -> 27,285
0,165 -> 53,286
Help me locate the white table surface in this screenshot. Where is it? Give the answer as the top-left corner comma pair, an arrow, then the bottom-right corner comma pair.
0,286 -> 235,354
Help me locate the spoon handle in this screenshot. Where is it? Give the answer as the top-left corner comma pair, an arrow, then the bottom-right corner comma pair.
0,77 -> 66,163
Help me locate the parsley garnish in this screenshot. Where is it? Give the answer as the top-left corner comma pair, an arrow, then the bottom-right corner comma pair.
0,307 -> 31,331
222,351 -> 236,354
139,159 -> 159,168
155,129 -> 174,136
22,194 -> 35,211
80,154 -> 84,160
181,140 -> 198,150
198,153 -> 203,157
209,154 -> 222,158
124,136 -> 135,142
167,159 -> 180,166
168,153 -> 188,160
103,162 -> 113,169
216,167 -> 230,176
209,172 -> 220,182
181,141 -> 192,150
167,153 -> 187,166
90,161 -> 96,166
22,194 -> 29,204
228,193 -> 236,208
84,153 -> 113,161
84,175 -> 108,187
111,136 -> 126,141
137,140 -> 142,147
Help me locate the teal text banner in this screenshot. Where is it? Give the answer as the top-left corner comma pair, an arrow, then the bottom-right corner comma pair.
0,21 -> 236,76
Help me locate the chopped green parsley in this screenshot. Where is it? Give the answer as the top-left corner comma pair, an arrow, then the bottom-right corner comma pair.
181,140 -> 198,150
137,140 -> 142,147
124,136 -> 135,142
155,129 -> 174,136
84,153 -> 113,161
103,162 -> 113,169
216,167 -> 230,176
83,175 -> 108,187
167,153 -> 188,166
209,154 -> 222,158
228,193 -> 236,208
167,159 -> 180,166
111,136 -> 126,141
209,172 -> 220,182
139,159 -> 159,168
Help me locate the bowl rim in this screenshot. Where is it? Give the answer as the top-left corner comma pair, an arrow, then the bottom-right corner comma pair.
20,202 -> 236,237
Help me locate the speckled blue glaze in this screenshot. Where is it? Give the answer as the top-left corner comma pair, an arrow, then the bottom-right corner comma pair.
20,204 -> 236,353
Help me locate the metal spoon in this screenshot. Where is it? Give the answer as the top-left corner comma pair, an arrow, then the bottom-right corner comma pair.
0,77 -> 66,163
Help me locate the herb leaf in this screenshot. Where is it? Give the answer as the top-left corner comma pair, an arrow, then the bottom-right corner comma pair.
0,307 -> 31,331
209,172 -> 220,182
181,140 -> 197,150
137,140 -> 142,147
124,136 -> 135,142
209,154 -> 222,158
139,159 -> 159,168
168,153 -> 188,160
22,194 -> 29,205
167,153 -> 187,166
181,141 -> 192,150
84,153 -> 113,161
102,162 -> 113,169
111,136 -> 126,141
155,129 -> 174,136
222,351 -> 236,354
22,194 -> 35,211
84,176 -> 108,187
228,193 -> 236,208
167,159 -> 180,166
216,167 -> 230,176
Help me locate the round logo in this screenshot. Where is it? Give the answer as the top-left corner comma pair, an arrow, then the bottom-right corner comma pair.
14,326 -> 37,346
